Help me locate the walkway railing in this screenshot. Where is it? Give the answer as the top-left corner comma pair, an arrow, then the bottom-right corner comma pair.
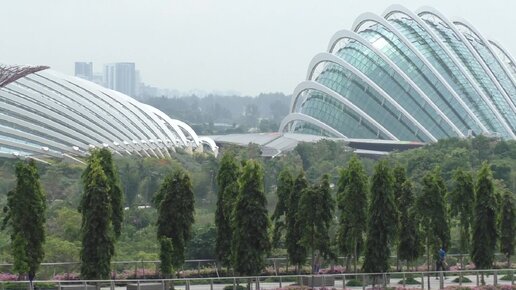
0,254 -> 512,280
0,269 -> 514,290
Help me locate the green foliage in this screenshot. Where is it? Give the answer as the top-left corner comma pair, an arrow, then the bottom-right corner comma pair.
43,237 -> 79,263
498,188 -> 514,262
449,168 -> 475,254
159,237 -> 173,278
452,276 -> 472,283
285,171 -> 308,269
2,160 -> 46,280
81,149 -> 124,238
416,167 -> 450,263
98,148 -> 124,238
185,224 -> 216,259
397,179 -> 421,263
155,168 -> 195,269
363,160 -> 397,273
298,174 -> 334,271
346,279 -> 364,286
231,160 -> 270,276
336,155 -> 368,270
472,162 -> 498,269
398,277 -> 421,285
271,168 -> 293,248
215,153 -> 240,267
79,154 -> 114,279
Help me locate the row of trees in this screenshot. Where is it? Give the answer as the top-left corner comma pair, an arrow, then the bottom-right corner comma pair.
1,149 -> 197,281
214,152 -> 515,280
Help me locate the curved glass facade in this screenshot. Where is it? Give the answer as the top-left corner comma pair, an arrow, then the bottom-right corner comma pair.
281,6 -> 516,141
0,66 -> 217,161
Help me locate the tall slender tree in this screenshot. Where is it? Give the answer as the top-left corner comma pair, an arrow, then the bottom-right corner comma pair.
97,148 -> 124,238
415,167 -> 450,288
271,168 -> 293,247
449,168 -> 474,267
499,189 -> 515,268
231,160 -> 270,276
397,179 -> 421,270
155,168 -> 195,270
393,165 -> 406,270
2,160 -> 46,283
363,160 -> 397,276
337,155 -> 368,272
472,162 -> 498,284
79,155 -> 114,279
298,174 -> 334,273
286,171 -> 309,272
215,153 -> 240,267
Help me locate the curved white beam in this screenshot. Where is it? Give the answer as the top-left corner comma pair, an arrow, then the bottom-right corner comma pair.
452,19 -> 516,107
0,112 -> 90,150
352,10 -> 490,135
327,29 -> 464,137
0,68 -> 216,160
0,125 -> 81,155
381,6 -> 514,137
29,73 -> 144,149
488,39 -> 516,80
280,112 -> 348,138
307,52 -> 436,141
451,19 -> 516,116
283,80 -> 398,140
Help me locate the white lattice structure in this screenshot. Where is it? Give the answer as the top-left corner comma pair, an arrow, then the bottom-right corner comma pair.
0,66 -> 217,162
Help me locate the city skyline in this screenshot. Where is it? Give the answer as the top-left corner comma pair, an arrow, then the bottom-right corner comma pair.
1,0 -> 515,96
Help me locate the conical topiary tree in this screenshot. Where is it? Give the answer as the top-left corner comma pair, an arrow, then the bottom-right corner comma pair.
215,153 -> 240,268
231,160 -> 270,276
286,171 -> 309,273
271,168 -> 293,247
449,168 -> 474,268
2,160 -> 46,283
298,174 -> 334,273
337,155 -> 368,272
155,168 -> 195,272
472,162 -> 498,284
79,155 -> 114,279
499,188 -> 515,268
363,160 -> 397,279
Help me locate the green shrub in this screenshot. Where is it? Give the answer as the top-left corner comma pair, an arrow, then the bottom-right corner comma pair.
223,285 -> 246,290
500,274 -> 514,281
397,277 -> 421,285
346,279 -> 363,286
452,276 -> 472,283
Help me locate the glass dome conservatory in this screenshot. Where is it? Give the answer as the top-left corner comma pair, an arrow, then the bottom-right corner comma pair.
280,5 -> 516,142
0,65 -> 217,162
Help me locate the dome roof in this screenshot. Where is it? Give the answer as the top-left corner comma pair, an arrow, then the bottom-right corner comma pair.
0,66 -> 217,162
280,5 -> 516,142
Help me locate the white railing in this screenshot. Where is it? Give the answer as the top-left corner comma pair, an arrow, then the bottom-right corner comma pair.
0,269 -> 514,290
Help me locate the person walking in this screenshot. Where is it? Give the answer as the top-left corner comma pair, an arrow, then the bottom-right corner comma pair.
436,246 -> 447,279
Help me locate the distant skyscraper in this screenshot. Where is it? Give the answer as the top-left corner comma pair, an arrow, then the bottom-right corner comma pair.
74,62 -> 93,81
104,62 -> 136,97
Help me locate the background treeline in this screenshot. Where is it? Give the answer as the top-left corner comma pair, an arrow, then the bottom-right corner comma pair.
142,93 -> 290,135
0,136 -> 514,267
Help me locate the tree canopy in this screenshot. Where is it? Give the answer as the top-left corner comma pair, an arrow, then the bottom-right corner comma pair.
1,160 -> 46,281
231,160 -> 270,276
363,160 -> 397,273
155,168 -> 195,269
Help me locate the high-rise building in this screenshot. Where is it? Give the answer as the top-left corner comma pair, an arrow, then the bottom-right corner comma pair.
74,62 -> 93,81
104,62 -> 136,97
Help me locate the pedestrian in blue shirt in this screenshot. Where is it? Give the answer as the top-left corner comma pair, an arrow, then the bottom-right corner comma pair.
436,246 -> 447,278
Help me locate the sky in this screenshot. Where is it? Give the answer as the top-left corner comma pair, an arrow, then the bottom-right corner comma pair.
1,0 -> 515,96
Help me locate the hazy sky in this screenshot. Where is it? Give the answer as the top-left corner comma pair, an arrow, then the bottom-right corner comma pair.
1,0 -> 514,96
